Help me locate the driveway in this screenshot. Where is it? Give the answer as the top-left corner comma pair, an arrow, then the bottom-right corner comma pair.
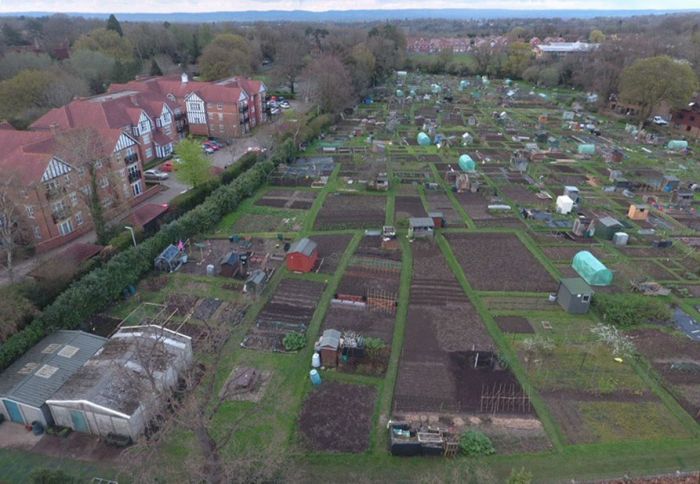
0,112 -> 297,287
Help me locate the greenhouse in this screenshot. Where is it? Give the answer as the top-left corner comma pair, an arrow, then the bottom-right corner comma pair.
458,154 -> 476,172
396,89 -> 404,97
431,83 -> 442,94
417,132 -> 431,146
459,79 -> 469,90
667,140 -> 688,151
571,250 -> 613,286
578,144 -> 596,155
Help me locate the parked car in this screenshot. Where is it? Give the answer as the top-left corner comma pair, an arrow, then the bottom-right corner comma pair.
203,146 -> 215,155
161,157 -> 182,172
144,169 -> 169,181
280,101 -> 291,109
202,141 -> 220,151
652,116 -> 669,126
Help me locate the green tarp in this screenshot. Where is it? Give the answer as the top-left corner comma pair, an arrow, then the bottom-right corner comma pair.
458,154 -> 476,172
417,132 -> 431,146
572,251 -> 613,286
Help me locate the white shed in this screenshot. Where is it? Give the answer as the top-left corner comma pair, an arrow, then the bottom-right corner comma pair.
556,195 -> 574,214
46,325 -> 192,442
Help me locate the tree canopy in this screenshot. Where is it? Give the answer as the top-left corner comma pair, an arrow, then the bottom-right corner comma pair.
199,33 -> 252,81
106,14 -> 123,37
175,138 -> 213,188
619,55 -> 698,123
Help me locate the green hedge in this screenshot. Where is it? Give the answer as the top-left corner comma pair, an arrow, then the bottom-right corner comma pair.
0,112 -> 334,370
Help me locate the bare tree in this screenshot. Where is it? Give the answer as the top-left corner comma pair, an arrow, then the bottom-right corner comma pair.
302,54 -> 354,114
55,128 -> 130,245
0,174 -> 29,282
271,33 -> 309,94
122,319 -> 290,483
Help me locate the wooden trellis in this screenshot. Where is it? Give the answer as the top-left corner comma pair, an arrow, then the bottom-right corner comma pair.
366,288 -> 397,315
479,383 -> 531,415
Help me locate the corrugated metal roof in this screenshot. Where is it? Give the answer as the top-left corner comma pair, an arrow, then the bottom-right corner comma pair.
409,217 -> 435,228
289,237 -> 317,256
0,330 -> 107,408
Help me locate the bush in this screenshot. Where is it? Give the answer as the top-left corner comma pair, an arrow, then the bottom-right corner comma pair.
106,225 -> 144,252
592,293 -> 671,328
507,467 -> 533,484
30,468 -> 77,484
0,286 -> 38,342
364,337 -> 387,358
459,430 -> 495,457
283,331 -> 306,351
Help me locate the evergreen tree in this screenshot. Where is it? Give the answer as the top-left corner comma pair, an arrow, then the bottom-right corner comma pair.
150,58 -> 163,76
106,14 -> 123,37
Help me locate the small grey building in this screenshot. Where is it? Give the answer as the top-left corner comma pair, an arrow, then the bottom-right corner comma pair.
0,330 -> 107,427
557,278 -> 594,314
408,217 -> 435,240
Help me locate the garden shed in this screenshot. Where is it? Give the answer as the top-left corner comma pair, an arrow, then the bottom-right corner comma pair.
219,251 -> 243,278
154,244 -> 187,272
556,195 -> 574,214
572,251 -> 613,286
244,269 -> 267,296
408,217 -> 435,240
596,216 -> 623,240
428,212 -> 445,228
317,329 -> 341,368
627,204 -> 649,221
287,238 -> 319,273
0,331 -> 106,427
46,325 -> 192,442
557,277 -> 594,314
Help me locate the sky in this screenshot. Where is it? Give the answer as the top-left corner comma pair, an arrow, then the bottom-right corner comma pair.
0,0 -> 699,13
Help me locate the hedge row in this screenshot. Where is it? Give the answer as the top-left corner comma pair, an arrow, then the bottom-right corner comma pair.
0,114 -> 332,370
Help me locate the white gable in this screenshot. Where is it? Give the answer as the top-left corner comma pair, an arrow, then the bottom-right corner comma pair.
185,92 -> 203,104
239,91 -> 249,102
41,158 -> 72,182
113,133 -> 137,153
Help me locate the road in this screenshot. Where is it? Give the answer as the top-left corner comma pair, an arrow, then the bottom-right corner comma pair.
0,105 -> 306,287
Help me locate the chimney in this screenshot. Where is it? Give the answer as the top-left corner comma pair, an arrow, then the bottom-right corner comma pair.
130,94 -> 139,106
49,123 -> 58,135
181,72 -> 189,84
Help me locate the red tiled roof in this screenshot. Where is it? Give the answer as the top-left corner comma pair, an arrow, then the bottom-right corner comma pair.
153,131 -> 172,146
61,243 -> 104,264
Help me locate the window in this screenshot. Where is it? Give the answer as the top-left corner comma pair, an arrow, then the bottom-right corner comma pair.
77,166 -> 85,176
81,185 -> 92,196
63,174 -> 70,184
58,219 -> 73,236
26,206 -> 35,218
581,294 -> 591,303
145,148 -> 153,159
142,133 -> 151,145
218,113 -> 223,121
33,226 -> 42,240
95,160 -> 102,169
52,201 -> 64,213
99,177 -> 109,188
69,192 -> 78,206
132,180 -> 143,196
217,103 -> 223,110
75,211 -> 84,225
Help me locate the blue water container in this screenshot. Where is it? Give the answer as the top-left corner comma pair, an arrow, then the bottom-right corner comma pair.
309,369 -> 321,386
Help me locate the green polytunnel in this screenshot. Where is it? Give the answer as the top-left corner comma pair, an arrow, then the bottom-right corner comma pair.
459,79 -> 469,90
578,144 -> 596,155
667,140 -> 688,150
396,89 -> 404,97
458,154 -> 476,172
417,132 -> 431,146
431,83 -> 442,94
571,250 -> 613,286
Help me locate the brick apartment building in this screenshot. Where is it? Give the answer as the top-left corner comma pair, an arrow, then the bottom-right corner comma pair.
1,73 -> 268,253
0,124 -> 142,252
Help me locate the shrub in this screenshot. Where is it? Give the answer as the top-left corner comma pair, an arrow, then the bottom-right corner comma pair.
0,286 -> 38,342
592,293 -> 671,328
507,467 -> 533,484
364,337 -> 387,358
30,468 -> 78,484
283,331 -> 306,351
459,430 -> 495,457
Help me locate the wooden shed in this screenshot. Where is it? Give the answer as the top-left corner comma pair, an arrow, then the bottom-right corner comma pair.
317,329 -> 341,368
286,238 -> 319,273
219,251 -> 242,278
408,217 -> 435,240
627,204 -> 649,221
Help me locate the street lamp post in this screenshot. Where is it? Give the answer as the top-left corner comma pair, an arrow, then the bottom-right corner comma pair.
124,226 -> 137,247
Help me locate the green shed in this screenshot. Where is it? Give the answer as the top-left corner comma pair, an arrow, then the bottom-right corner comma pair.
578,144 -> 596,155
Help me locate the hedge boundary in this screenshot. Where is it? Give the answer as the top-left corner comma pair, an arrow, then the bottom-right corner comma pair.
0,115 -> 333,370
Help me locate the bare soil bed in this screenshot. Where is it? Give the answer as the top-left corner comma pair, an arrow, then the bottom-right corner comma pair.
181,238 -> 285,276
323,304 -> 395,343
494,316 -> 535,333
242,278 -> 326,351
394,195 -> 426,221
395,241 -> 532,416
447,233 -> 557,292
541,245 -> 607,262
254,189 -> 318,210
314,194 -> 386,230
425,191 -> 463,226
312,234 -> 353,274
233,213 -> 303,233
454,191 -> 494,220
500,184 -> 548,207
299,382 -> 376,453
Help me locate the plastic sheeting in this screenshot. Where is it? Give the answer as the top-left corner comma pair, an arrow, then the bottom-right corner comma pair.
395,89 -> 404,97
458,154 -> 476,172
417,132 -> 431,146
572,250 -> 613,286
